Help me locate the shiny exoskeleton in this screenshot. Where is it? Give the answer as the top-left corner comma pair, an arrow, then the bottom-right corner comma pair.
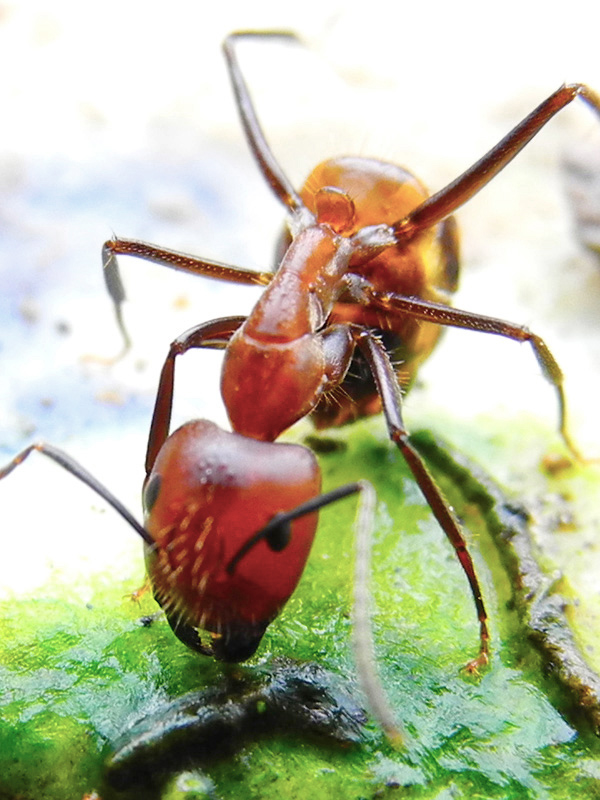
101,32 -> 600,671
3,31 -> 600,742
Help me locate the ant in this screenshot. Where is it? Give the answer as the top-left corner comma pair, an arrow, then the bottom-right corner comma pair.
2,31 -> 600,746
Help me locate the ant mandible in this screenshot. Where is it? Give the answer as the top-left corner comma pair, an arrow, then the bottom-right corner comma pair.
2,31 -> 600,744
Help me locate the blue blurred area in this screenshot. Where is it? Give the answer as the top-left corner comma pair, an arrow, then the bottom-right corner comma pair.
0,143 -> 258,454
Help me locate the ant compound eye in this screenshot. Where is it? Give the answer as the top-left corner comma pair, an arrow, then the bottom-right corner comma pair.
143,473 -> 161,515
266,519 -> 291,552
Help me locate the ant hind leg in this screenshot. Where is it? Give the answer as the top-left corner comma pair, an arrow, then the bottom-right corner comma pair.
354,326 -> 491,673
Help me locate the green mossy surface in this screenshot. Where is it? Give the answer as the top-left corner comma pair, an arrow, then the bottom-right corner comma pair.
1,416 -> 599,799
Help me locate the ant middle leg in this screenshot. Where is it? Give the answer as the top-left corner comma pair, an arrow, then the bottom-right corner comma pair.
360,287 -> 582,460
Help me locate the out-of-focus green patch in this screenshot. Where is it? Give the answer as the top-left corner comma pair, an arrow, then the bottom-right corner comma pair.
1,416 -> 599,799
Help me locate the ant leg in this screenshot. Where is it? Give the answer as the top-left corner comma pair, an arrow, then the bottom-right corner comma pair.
394,84 -> 600,241
227,479 -> 403,745
351,84 -> 600,258
223,32 -> 310,219
102,33 -> 312,353
361,286 -> 581,459
0,442 -> 152,546
102,239 -> 270,354
145,316 -> 244,475
353,327 -> 491,672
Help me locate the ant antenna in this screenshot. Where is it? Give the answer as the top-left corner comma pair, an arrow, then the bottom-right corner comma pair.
226,482 -> 363,574
0,443 -> 153,547
227,478 -> 404,745
352,480 -> 405,746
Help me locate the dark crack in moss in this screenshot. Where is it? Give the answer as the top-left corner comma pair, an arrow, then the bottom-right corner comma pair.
412,428 -> 600,735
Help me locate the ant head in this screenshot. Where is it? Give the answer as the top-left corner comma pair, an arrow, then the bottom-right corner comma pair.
143,419 -> 322,649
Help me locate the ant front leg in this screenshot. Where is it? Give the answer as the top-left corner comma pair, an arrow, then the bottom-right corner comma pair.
144,316 -> 244,474
101,238 -> 271,354
352,326 -> 491,673
361,287 -> 582,460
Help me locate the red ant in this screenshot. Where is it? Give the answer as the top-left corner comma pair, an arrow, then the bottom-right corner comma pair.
2,31 -> 599,744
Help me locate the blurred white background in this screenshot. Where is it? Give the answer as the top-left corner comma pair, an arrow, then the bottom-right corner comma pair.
0,0 -> 599,593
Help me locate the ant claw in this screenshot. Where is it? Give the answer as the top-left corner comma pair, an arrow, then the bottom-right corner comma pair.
463,651 -> 490,677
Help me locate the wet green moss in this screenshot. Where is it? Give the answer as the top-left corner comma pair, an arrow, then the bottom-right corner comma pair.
1,417 -> 599,799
